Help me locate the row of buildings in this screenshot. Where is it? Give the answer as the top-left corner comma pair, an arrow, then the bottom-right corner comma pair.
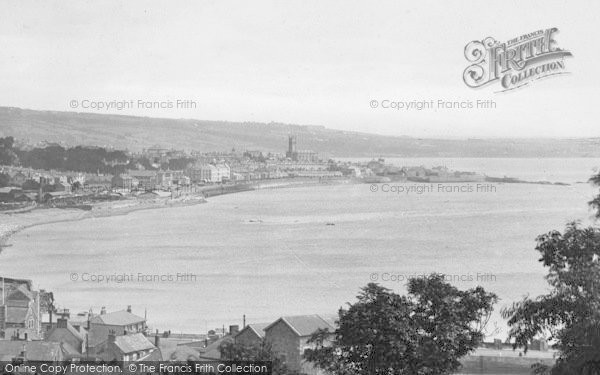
0,276 -> 556,374
173,314 -> 555,375
0,276 -> 334,370
0,277 -> 161,361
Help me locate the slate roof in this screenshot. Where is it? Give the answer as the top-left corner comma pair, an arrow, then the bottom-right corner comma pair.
7,284 -> 34,301
236,323 -> 270,339
169,346 -> 201,361
197,335 -> 234,360
140,347 -> 163,361
90,310 -> 145,326
114,333 -> 156,354
46,322 -> 85,344
264,315 -> 333,337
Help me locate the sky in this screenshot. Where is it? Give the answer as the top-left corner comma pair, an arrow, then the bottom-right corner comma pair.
1,0 -> 599,138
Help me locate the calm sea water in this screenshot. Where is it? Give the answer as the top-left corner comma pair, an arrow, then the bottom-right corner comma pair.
1,158 -> 600,336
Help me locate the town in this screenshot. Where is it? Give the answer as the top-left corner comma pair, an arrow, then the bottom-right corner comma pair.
0,135 -> 558,374
0,135 -> 490,212
0,275 -> 555,374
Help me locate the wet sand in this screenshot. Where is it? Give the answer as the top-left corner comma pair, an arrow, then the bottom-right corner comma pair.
0,195 -> 206,250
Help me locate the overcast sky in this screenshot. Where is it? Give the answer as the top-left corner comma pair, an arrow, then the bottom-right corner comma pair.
1,0 -> 599,138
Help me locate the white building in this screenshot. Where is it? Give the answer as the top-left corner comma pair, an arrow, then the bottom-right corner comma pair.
187,164 -> 230,183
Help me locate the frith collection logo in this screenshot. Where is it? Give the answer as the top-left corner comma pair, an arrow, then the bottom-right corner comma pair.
463,28 -> 572,92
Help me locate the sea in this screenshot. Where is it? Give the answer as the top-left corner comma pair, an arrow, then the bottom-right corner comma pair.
1,158 -> 599,337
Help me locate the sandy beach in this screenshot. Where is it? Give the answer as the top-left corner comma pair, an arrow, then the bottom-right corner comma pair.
0,178 -> 349,251
0,195 -> 206,251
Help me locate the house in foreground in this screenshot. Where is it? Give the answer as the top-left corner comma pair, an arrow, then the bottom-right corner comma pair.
97,331 -> 161,361
234,322 -> 270,347
264,315 -> 334,375
87,306 -> 148,356
0,277 -> 42,340
44,317 -> 86,357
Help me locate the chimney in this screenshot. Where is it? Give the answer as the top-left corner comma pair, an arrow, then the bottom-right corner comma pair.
154,334 -> 160,347
229,325 -> 239,336
100,307 -> 106,315
108,330 -> 116,343
57,317 -> 68,329
127,305 -> 132,313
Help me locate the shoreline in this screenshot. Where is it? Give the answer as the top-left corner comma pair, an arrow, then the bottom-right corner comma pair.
0,177 -> 350,251
0,175 -> 572,250
0,175 -> 587,336
0,174 -> 573,250
0,195 -> 207,252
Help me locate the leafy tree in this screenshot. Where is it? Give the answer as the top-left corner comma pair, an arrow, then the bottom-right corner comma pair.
0,136 -> 18,165
168,157 -> 195,170
220,339 -> 288,375
501,172 -> 600,374
0,173 -> 9,187
305,276 -> 497,375
0,136 -> 14,149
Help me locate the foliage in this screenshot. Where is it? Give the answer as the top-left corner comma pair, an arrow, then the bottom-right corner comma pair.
589,172 -> 600,218
0,136 -> 18,165
16,145 -> 128,173
168,157 -> 196,170
501,172 -> 600,374
305,277 -> 497,375
0,173 -> 9,187
220,340 -> 288,375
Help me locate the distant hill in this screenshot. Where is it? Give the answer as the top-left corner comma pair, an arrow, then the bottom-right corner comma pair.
1,106 -> 599,157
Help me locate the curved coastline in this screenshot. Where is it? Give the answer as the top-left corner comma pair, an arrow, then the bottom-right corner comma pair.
0,174 -> 571,252
0,177 -> 349,252
0,195 -> 207,253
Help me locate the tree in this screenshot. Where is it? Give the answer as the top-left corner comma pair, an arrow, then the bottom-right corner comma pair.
220,339 -> 288,375
305,276 -> 497,375
0,173 -> 9,187
501,172 -> 600,374
0,136 -> 18,165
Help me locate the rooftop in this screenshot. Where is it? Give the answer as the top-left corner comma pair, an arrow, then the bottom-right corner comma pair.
236,322 -> 270,339
114,333 -> 156,354
90,310 -> 145,326
46,321 -> 85,344
265,314 -> 334,337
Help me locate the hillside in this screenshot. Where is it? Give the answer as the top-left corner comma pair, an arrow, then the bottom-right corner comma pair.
0,107 -> 599,157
